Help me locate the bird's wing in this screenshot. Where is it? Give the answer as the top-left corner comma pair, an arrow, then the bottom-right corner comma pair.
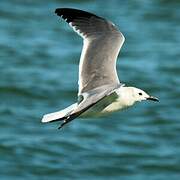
57,84 -> 121,129
55,8 -> 125,95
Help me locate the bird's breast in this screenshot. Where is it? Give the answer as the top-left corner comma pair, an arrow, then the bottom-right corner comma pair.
101,96 -> 129,114
82,95 -> 128,118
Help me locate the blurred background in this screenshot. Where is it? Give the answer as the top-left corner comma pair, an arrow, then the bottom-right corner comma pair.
0,0 -> 180,179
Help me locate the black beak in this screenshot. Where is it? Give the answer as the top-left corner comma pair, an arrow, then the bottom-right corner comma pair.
146,96 -> 159,102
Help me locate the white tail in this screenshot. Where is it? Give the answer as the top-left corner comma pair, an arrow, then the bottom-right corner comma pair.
41,103 -> 77,123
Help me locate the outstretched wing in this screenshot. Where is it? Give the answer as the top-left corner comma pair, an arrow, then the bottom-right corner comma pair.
55,8 -> 125,95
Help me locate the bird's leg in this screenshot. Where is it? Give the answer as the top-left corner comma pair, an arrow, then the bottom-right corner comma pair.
58,102 -> 95,129
58,116 -> 72,129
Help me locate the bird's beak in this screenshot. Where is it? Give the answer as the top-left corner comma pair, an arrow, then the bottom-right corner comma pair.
146,96 -> 159,102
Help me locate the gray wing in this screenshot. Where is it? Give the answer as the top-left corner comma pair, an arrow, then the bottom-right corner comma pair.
57,84 -> 121,129
55,8 -> 125,95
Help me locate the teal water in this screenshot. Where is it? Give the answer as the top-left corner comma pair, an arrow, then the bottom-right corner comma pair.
1,0 -> 180,179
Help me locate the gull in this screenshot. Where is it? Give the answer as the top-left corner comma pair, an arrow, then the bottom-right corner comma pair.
42,8 -> 159,129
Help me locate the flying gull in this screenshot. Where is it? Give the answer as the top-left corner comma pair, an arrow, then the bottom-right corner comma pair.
42,8 -> 159,129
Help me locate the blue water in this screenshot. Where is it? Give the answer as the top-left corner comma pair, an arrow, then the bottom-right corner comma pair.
0,0 -> 180,179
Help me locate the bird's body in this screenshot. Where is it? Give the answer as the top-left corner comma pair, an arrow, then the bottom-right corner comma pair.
42,8 -> 159,129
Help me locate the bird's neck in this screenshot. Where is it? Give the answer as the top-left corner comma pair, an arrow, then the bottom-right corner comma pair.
101,86 -> 136,113
116,86 -> 136,107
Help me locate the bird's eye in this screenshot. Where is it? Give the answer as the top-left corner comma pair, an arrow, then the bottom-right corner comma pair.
139,92 -> 142,96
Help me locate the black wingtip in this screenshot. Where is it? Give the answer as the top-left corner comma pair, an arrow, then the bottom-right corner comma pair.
55,8 -> 65,14
55,8 -> 103,23
55,8 -> 58,14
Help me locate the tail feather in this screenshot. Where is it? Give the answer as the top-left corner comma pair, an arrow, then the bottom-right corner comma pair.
41,103 -> 77,123
58,97 -> 106,129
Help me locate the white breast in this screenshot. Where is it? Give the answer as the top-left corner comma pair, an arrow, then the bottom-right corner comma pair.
101,87 -> 135,114
101,96 -> 127,113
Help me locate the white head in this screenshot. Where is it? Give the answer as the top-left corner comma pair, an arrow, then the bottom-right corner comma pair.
131,87 -> 159,102
119,87 -> 159,107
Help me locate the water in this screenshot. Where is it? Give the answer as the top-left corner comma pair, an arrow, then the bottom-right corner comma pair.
0,0 -> 180,179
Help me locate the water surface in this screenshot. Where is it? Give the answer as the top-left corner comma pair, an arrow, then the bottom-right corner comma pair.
0,0 -> 180,179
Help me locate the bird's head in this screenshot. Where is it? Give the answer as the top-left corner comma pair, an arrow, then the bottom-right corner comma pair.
131,87 -> 159,103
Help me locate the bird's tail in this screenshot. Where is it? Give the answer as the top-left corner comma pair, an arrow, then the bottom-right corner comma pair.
41,98 -> 100,129
41,103 -> 77,124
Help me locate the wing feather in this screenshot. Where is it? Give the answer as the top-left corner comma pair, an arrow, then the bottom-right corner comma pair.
55,8 -> 125,94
